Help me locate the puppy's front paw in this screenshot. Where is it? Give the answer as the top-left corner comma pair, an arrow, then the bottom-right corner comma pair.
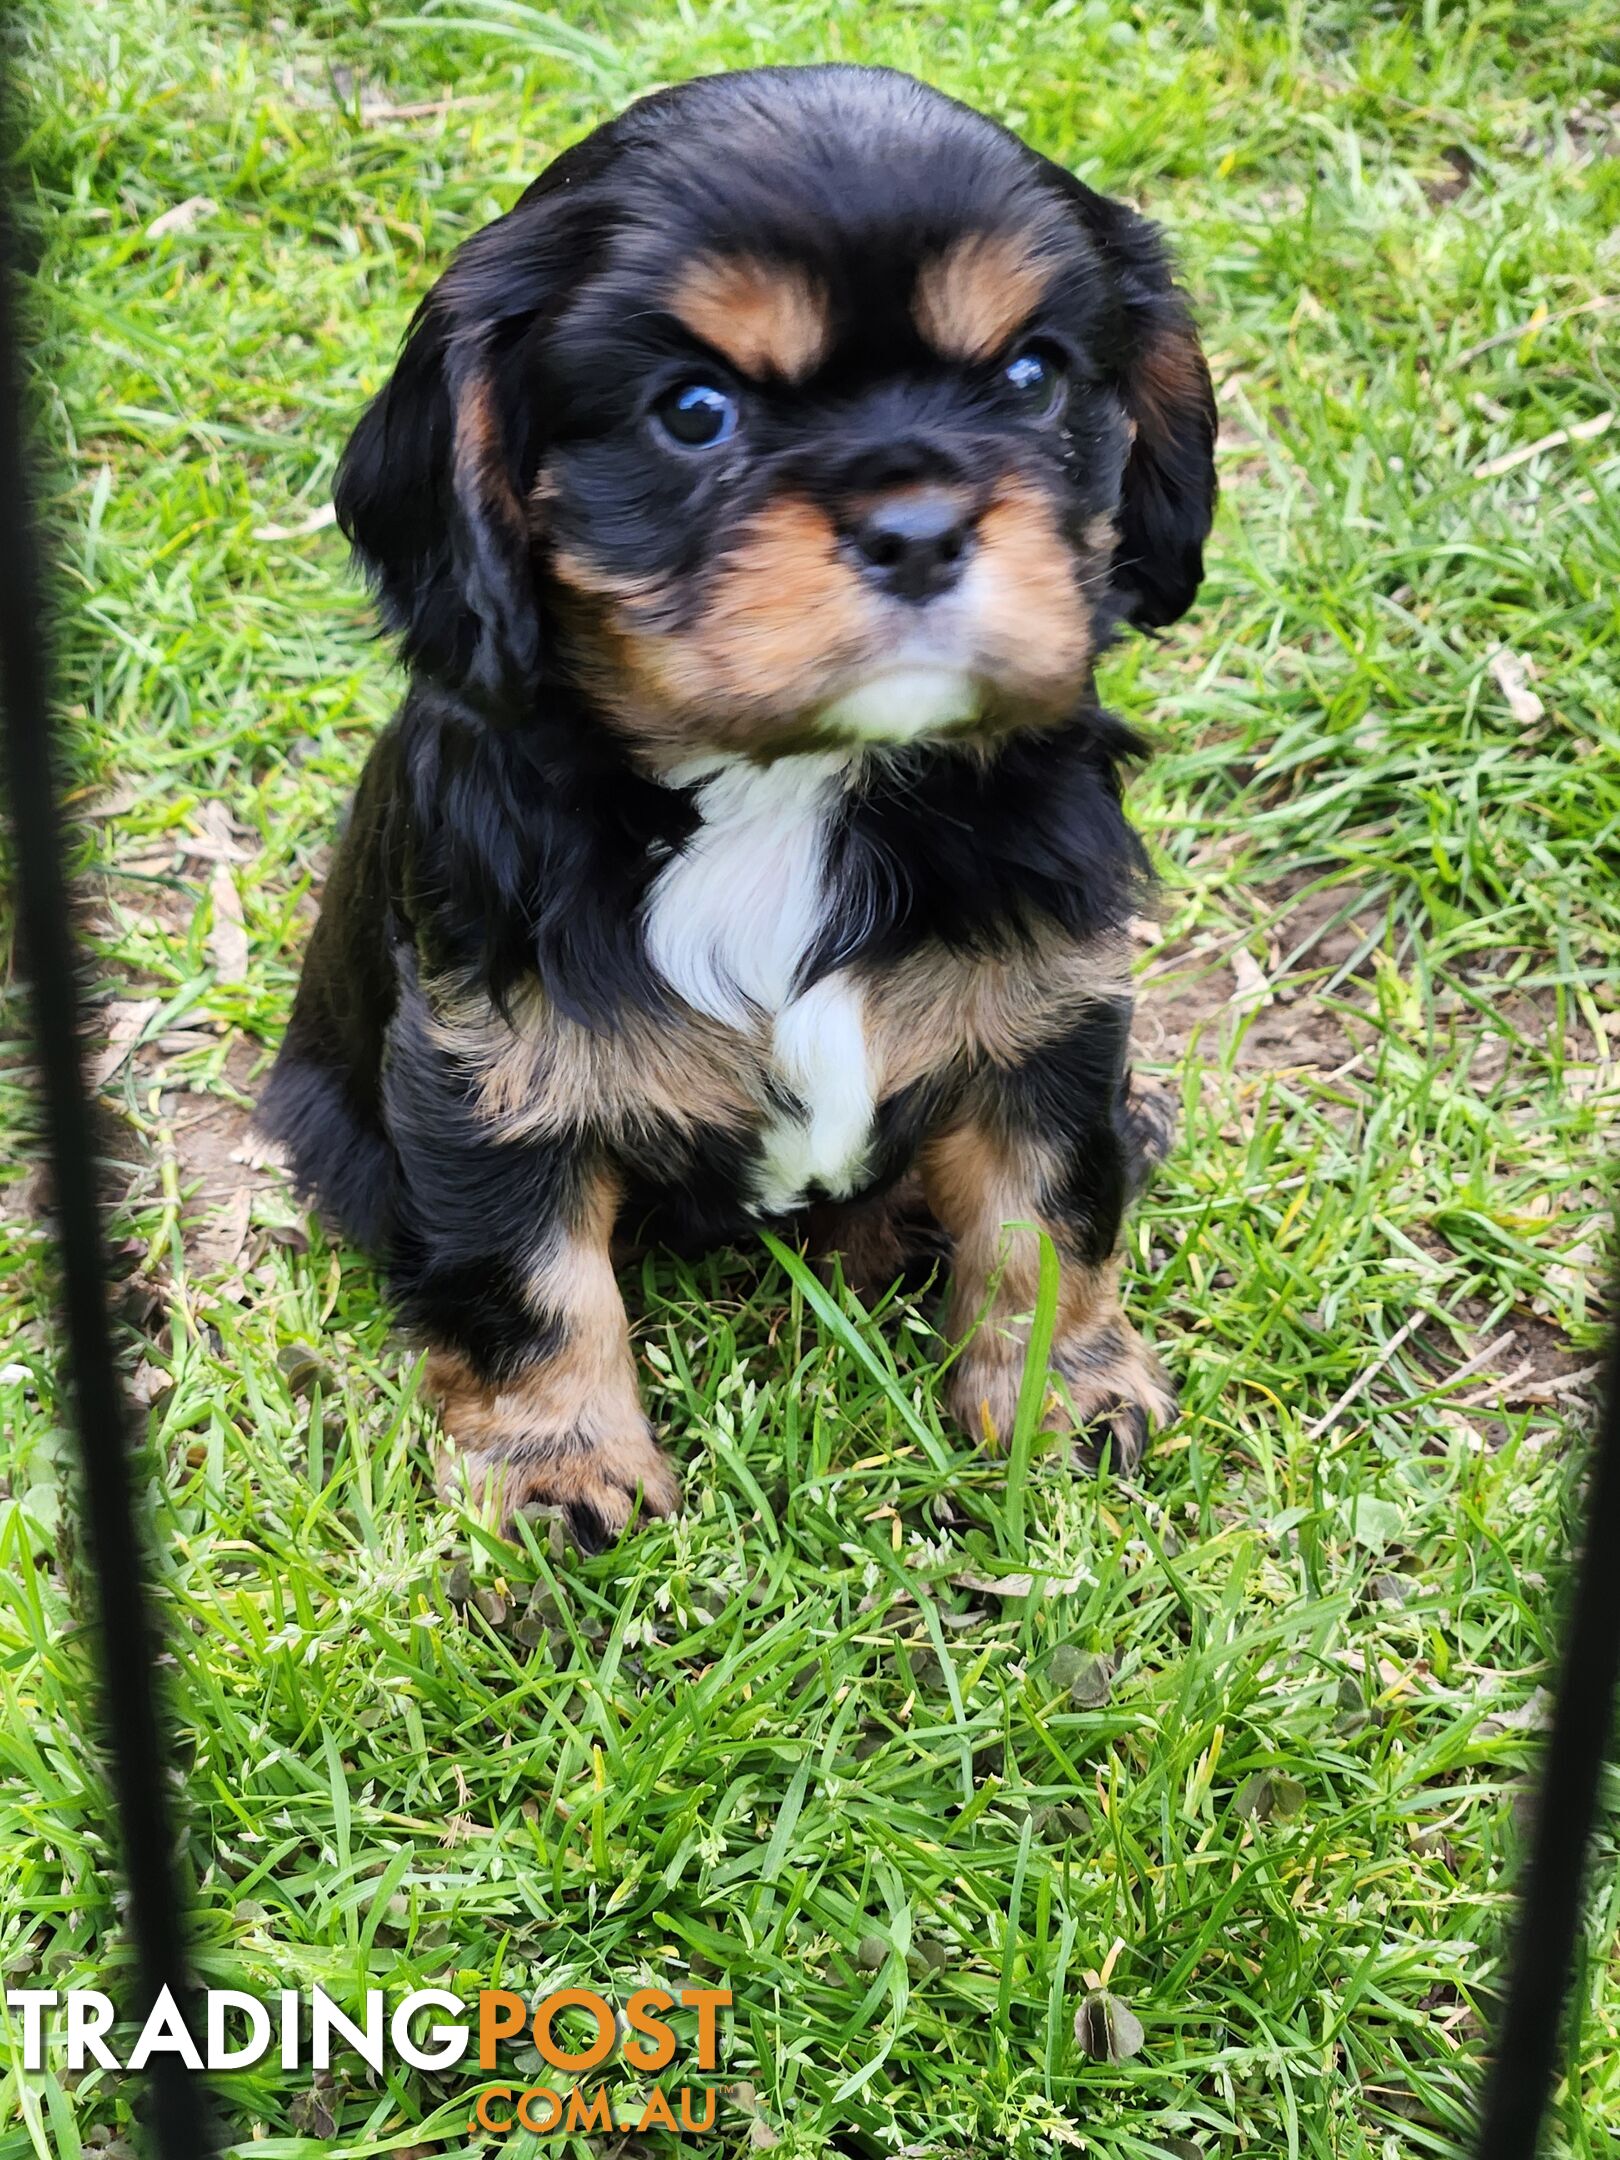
946,1314 -> 1175,1475
428,1353 -> 680,1549
457,1425 -> 680,1550
1051,1316 -> 1176,1473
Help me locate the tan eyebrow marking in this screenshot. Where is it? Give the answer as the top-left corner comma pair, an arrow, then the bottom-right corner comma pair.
666,254 -> 831,383
912,230 -> 1053,363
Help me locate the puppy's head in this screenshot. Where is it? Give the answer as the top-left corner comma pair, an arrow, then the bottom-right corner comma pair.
337,66 -> 1216,764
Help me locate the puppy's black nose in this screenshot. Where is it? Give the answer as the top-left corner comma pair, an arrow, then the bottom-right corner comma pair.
849,488 -> 974,603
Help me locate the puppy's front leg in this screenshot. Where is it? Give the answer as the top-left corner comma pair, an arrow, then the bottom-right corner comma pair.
922,1001 -> 1174,1471
414,1164 -> 679,1548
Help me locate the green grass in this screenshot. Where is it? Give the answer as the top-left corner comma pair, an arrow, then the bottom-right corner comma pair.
4,0 -> 1619,2154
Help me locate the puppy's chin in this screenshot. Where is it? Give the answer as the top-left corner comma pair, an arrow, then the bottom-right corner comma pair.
813,665 -> 981,747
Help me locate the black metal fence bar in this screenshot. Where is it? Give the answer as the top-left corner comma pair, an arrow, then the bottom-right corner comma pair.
0,72 -> 214,2160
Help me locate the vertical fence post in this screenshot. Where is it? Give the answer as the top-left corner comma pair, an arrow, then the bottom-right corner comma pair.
1476,1284 -> 1620,2160
0,76 -> 214,2160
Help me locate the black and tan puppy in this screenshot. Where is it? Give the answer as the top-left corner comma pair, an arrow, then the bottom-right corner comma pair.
260,64 -> 1216,1545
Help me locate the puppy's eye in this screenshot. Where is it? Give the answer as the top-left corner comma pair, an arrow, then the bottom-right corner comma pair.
1003,344 -> 1067,421
654,380 -> 739,449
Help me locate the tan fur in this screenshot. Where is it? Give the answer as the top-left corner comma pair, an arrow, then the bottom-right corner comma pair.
618,496 -> 875,742
1130,322 -> 1212,443
667,254 -> 831,382
545,476 -> 1105,770
967,478 -> 1098,706
429,1169 -> 679,1533
433,925 -> 1127,1154
921,1114 -> 1173,1461
426,979 -> 762,1143
862,931 -> 1131,1100
453,371 -> 525,539
913,231 -> 1052,362
544,539 -> 655,606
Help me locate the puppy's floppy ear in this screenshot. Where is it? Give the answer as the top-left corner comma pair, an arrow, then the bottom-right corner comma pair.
333,164 -> 608,708
1047,171 -> 1218,629
334,296 -> 539,707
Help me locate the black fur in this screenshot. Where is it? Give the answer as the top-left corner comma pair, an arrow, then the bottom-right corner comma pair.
993,996 -> 1137,1267
261,697 -> 1149,1257
259,65 -> 1216,1520
1034,165 -> 1219,628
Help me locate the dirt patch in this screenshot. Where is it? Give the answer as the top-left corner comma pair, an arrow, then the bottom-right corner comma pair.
148,1037 -> 285,1278
82,1024 -> 286,1287
1134,953 -> 1366,1076
1486,1308 -> 1605,1403
69,797 -> 298,1284
1134,873 -> 1382,1077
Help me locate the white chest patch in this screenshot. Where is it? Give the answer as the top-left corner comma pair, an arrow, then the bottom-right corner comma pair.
642,755 -> 875,1213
